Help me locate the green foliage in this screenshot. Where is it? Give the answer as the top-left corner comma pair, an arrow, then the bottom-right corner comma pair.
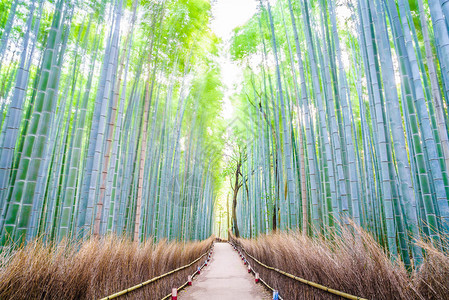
230,19 -> 260,60
0,0 -> 222,244
228,0 -> 449,269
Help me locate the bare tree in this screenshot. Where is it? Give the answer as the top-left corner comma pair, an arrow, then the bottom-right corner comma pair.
230,145 -> 246,238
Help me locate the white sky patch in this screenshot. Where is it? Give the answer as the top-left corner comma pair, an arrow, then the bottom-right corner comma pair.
211,0 -> 258,120
207,126 -> 213,135
210,0 -> 258,40
180,136 -> 186,152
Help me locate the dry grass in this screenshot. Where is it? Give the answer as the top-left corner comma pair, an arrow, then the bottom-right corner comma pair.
1,228 -> 448,300
414,240 -> 449,299
0,236 -> 213,299
231,225 -> 449,300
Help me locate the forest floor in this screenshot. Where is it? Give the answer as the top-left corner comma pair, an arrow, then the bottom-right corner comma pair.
180,242 -> 270,299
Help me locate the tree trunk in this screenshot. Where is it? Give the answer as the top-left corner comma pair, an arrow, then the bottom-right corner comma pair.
232,156 -> 242,238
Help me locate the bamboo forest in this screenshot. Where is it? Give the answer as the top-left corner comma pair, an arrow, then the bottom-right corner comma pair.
1,0 -> 449,299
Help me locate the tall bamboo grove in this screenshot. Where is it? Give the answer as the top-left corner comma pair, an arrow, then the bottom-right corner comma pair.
0,0 -> 223,245
231,0 -> 449,268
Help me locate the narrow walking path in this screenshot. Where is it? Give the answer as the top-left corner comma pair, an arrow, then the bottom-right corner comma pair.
180,243 -> 270,299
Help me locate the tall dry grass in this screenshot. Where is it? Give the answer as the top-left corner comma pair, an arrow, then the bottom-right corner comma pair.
231,225 -> 449,300
414,240 -> 449,299
0,236 -> 213,299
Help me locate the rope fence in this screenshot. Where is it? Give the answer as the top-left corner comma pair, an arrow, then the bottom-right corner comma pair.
256,273 -> 284,300
159,259 -> 208,300
99,245 -> 213,300
100,240 -> 367,300
230,242 -> 367,300
227,242 -> 283,300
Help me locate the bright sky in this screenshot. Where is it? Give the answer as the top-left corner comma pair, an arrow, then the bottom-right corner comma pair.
210,0 -> 258,237
210,0 -> 258,120
210,0 -> 258,40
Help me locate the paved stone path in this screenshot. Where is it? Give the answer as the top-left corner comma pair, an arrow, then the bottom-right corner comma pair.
180,242 -> 270,299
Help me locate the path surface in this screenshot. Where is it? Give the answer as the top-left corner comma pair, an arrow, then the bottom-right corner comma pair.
180,243 -> 270,299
